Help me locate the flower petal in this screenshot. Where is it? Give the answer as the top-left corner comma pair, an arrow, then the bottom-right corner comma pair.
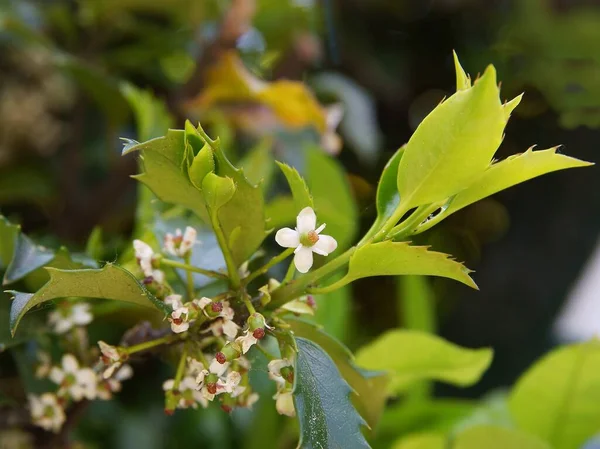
294,246 -> 314,273
275,228 -> 300,248
312,235 -> 337,256
296,207 -> 317,234
62,354 -> 79,373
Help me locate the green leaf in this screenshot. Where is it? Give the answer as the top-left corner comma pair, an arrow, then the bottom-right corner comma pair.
397,62 -> 506,210
289,319 -> 389,430
265,196 -> 297,230
0,216 -> 19,270
320,241 -> 477,291
4,235 -> 58,285
124,129 -> 210,222
202,173 -> 236,212
442,147 -> 592,220
509,340 -> 600,449
453,425 -> 551,449
9,264 -> 168,335
0,292 -> 41,351
391,433 -> 446,449
294,337 -> 370,449
355,330 -> 492,393
306,147 -> 358,251
189,144 -> 215,189
453,51 -> 471,91
121,82 -> 174,141
276,161 -> 314,211
371,146 -> 405,234
240,139 -> 276,192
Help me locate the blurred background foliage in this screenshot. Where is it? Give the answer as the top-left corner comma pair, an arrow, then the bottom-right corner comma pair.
0,0 -> 598,447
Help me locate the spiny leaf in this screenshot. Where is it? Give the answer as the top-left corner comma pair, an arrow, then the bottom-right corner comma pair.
276,161 -> 314,211
509,340 -> 600,449
9,264 -> 168,335
355,330 -> 492,394
397,61 -> 506,210
453,51 -> 471,90
0,217 -> 20,271
320,241 -> 477,292
294,337 -> 370,449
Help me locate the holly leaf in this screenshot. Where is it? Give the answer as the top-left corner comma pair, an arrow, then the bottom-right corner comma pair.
355,330 -> 492,394
509,340 -> 600,449
0,216 -> 19,270
453,425 -> 551,449
397,57 -> 506,210
371,146 -> 405,234
294,337 -> 370,449
289,319 -> 389,431
123,129 -> 210,222
202,173 -> 236,212
276,161 -> 314,211
319,241 -> 477,292
9,264 -> 168,335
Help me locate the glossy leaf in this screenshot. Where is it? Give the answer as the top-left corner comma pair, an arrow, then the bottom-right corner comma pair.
4,234 -> 55,285
397,61 -> 506,210
320,241 -> 477,292
294,337 -> 370,449
391,433 -> 446,449
0,216 -> 19,270
453,425 -> 550,449
9,264 -> 168,335
202,173 -> 236,212
453,51 -> 471,91
355,330 -> 492,393
372,146 -> 405,233
276,161 -> 314,211
289,319 -> 389,430
124,130 -> 210,222
509,340 -> 600,449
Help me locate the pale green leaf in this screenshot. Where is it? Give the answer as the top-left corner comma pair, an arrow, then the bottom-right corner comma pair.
120,82 -> 173,141
355,330 -> 492,393
453,425 -> 551,449
453,51 -> 471,90
240,139 -> 275,191
9,264 -> 168,335
320,241 -> 477,291
202,173 -> 236,212
189,144 -> 215,189
294,337 -> 370,449
391,433 -> 446,449
397,64 -> 505,210
289,319 -> 389,430
265,195 -> 296,230
509,340 -> 600,449
276,161 -> 314,211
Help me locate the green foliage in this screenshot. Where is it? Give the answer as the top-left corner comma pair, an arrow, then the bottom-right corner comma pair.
509,340 -> 600,449
293,337 -> 370,449
452,425 -> 551,449
276,161 -> 314,211
288,319 -> 389,430
370,146 -> 404,236
9,264 -> 168,335
391,433 -> 446,449
189,145 -> 216,189
121,83 -> 174,141
202,173 -> 236,212
355,330 -> 492,394
319,242 -> 477,292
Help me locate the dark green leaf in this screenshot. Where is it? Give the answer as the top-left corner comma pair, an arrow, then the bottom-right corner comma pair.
294,337 -> 370,449
276,161 -> 314,211
4,234 -> 55,285
0,216 -> 19,270
289,319 -> 389,430
9,264 -> 168,335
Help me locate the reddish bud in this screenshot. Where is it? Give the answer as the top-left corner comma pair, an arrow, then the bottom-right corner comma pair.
216,352 -> 227,364
211,302 -> 223,313
306,295 -> 316,308
142,276 -> 154,285
206,383 -> 217,395
164,408 -> 175,416
221,404 -> 233,413
253,328 -> 266,340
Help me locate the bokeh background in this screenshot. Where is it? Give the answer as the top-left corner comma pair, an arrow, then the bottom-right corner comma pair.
0,0 -> 599,447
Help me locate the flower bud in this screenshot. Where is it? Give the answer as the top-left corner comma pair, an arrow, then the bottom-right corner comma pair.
217,342 -> 242,363
280,366 -> 294,384
164,390 -> 179,415
252,328 -> 266,340
248,313 -> 267,331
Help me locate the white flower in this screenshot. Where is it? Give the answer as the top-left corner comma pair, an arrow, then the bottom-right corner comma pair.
165,295 -> 191,333
47,302 -> 93,334
49,354 -> 97,401
163,376 -> 208,409
164,226 -> 197,257
235,330 -> 259,354
35,351 -> 52,378
133,239 -> 155,277
268,359 -> 293,384
200,299 -> 240,340
243,392 -> 260,409
98,341 -> 124,379
97,364 -> 133,400
275,207 -> 337,273
321,103 -> 344,155
217,371 -> 243,395
274,390 -> 296,417
29,393 -> 65,433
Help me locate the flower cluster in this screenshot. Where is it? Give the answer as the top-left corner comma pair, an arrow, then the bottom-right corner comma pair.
164,226 -> 197,257
47,302 -> 92,334
165,294 -> 238,336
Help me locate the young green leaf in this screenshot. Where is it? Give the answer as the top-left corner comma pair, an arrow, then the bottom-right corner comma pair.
417,147 -> 592,234
289,318 -> 389,430
294,337 -> 370,449
0,216 -> 19,270
9,264 -> 168,335
397,62 -> 506,210
276,161 -> 314,211
319,241 -> 477,292
391,433 -> 446,449
453,425 -> 551,449
189,144 -> 215,189
453,51 -> 471,91
355,330 -> 492,394
125,130 -> 210,222
509,341 -> 600,449
202,173 -> 236,212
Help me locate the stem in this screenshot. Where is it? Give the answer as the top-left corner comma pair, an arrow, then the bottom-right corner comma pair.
241,293 -> 256,315
371,202 -> 411,243
243,248 -> 295,285
124,334 -> 180,355
388,203 -> 441,241
209,208 -> 241,289
268,247 -> 356,309
161,258 -> 227,280
184,254 -> 195,300
282,260 -> 296,283
173,345 -> 189,390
